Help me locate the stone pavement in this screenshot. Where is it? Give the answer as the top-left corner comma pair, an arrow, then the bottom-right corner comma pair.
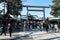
0,32 -> 33,40
0,30 -> 60,40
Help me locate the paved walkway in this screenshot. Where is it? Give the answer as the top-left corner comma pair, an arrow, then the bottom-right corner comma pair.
0,32 -> 33,40
0,29 -> 60,40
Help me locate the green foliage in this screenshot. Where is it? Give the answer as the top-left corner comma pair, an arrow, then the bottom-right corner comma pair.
6,0 -> 22,17
52,0 -> 58,2
0,0 -> 22,21
28,14 -> 35,19
0,10 -> 2,13
50,0 -> 60,17
0,0 -> 4,3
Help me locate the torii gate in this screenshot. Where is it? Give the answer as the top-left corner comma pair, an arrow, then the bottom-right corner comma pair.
21,5 -> 50,30
22,5 -> 50,22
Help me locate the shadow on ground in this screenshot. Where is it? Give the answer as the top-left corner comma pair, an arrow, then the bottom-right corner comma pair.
42,37 -> 60,40
0,31 -> 33,40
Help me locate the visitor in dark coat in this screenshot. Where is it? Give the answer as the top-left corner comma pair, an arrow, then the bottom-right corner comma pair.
1,24 -> 6,36
45,23 -> 49,32
9,24 -> 12,37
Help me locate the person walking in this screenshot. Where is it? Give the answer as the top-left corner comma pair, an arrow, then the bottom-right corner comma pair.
43,22 -> 46,31
9,24 -> 12,37
54,23 -> 58,32
0,24 -> 6,36
50,23 -> 54,30
46,24 -> 49,32
44,23 -> 49,32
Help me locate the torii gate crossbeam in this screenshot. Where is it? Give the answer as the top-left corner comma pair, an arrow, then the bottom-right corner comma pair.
23,5 -> 49,8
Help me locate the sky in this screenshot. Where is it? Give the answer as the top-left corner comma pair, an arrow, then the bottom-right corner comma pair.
0,3 -> 4,10
21,0 -> 53,18
0,0 -> 53,18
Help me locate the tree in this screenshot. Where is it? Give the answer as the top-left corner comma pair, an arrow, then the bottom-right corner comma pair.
0,0 -> 22,19
0,0 -> 22,30
52,0 -> 58,2
50,0 -> 60,17
0,10 -> 2,14
28,14 -> 35,20
6,0 -> 22,18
